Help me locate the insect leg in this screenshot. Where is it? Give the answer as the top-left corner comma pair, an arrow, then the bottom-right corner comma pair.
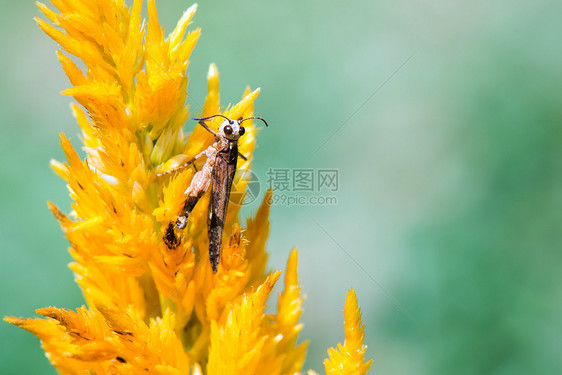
162,149 -> 212,249
156,149 -> 207,177
176,158 -> 213,229
177,195 -> 202,229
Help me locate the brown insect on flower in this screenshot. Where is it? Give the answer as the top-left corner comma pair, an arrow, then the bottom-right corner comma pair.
5,1 -> 372,373
158,114 -> 268,272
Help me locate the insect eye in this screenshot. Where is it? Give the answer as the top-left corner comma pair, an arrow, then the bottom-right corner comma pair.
238,126 -> 245,136
224,125 -> 233,135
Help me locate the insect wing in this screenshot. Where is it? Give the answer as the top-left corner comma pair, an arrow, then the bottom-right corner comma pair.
208,144 -> 238,272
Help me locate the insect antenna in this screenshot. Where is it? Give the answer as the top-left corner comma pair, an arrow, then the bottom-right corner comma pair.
193,114 -> 231,122
239,116 -> 269,127
193,114 -> 231,135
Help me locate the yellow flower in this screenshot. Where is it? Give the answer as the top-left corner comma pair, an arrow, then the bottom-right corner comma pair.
5,1 -> 372,374
324,289 -> 373,375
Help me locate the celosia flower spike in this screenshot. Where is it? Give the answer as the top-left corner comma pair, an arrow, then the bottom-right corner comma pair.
324,288 -> 373,374
6,0 -> 373,373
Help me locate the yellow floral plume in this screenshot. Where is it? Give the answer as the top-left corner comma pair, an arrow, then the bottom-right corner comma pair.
5,1 -> 372,373
324,289 -> 373,375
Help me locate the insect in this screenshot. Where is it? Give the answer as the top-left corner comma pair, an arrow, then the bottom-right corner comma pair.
158,114 -> 268,273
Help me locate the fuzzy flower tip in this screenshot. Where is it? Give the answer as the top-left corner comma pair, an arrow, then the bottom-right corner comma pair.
5,1 -> 372,373
324,289 -> 373,375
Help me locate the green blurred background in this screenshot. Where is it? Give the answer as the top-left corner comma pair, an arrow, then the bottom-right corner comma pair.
2,0 -> 561,373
